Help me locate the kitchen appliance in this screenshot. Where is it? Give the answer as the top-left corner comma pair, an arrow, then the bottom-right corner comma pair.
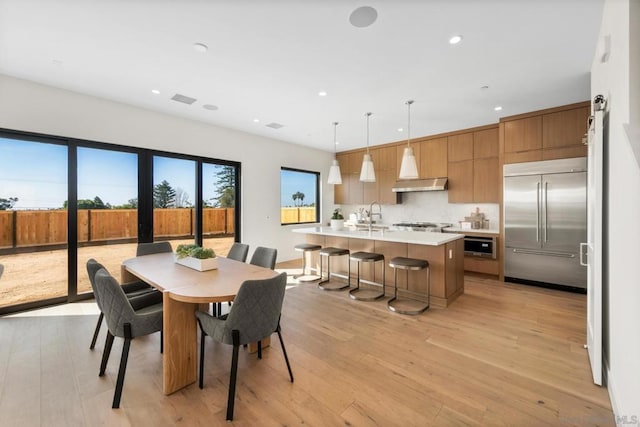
391,177 -> 448,192
392,222 -> 451,232
464,236 -> 496,259
503,157 -> 587,290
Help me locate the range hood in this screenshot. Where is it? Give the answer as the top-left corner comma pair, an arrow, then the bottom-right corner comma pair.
392,177 -> 448,192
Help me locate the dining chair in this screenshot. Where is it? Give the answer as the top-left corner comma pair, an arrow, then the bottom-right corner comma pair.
227,242 -> 250,262
195,272 -> 293,421
136,241 -> 173,256
249,246 -> 277,269
94,268 -> 164,409
86,259 -> 160,350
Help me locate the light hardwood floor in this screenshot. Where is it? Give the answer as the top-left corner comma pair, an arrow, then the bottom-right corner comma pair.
0,261 -> 613,426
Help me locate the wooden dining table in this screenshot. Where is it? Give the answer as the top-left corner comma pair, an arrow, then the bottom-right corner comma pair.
121,252 -> 278,395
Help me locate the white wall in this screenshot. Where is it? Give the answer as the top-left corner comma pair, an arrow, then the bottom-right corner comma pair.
591,0 -> 640,422
0,74 -> 334,262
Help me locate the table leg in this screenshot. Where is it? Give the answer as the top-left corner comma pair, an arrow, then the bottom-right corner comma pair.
162,293 -> 198,395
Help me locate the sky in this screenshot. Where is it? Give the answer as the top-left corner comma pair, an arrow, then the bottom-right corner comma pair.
280,169 -> 317,207
0,137 -> 230,209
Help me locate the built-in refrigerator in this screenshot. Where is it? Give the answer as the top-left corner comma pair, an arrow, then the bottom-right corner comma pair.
503,157 -> 587,290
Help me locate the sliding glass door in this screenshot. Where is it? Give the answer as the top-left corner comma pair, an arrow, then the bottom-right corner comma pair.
202,163 -> 237,257
0,136 -> 68,309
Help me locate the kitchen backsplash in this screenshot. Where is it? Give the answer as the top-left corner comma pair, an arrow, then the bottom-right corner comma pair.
337,191 -> 500,229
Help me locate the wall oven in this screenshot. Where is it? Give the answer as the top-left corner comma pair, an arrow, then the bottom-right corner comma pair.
464,236 -> 496,259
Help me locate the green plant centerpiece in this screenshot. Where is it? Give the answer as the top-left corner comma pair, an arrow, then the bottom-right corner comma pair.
175,244 -> 218,271
330,208 -> 345,230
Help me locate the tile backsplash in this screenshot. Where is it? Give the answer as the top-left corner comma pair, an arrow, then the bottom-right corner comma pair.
338,191 -> 500,229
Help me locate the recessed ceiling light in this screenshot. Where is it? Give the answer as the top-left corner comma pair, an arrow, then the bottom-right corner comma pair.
335,141 -> 340,145
203,104 -> 218,111
494,106 -> 503,111
350,6 -> 378,28
449,35 -> 463,44
397,128 -> 404,132
253,118 -> 260,123
151,89 -> 160,95
318,91 -> 327,97
193,42 -> 208,53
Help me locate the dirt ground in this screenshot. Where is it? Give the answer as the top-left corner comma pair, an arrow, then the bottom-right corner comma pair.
0,237 -> 234,308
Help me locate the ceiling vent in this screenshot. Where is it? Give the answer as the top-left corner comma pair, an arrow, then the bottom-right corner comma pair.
265,122 -> 284,129
171,94 -> 197,105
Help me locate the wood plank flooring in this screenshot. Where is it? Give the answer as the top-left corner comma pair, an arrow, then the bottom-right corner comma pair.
0,262 -> 613,426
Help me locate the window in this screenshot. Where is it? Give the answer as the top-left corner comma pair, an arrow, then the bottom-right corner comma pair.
280,167 -> 319,225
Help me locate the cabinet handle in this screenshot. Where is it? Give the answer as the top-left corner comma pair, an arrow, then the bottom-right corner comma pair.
536,182 -> 540,242
544,182 -> 548,243
580,243 -> 588,266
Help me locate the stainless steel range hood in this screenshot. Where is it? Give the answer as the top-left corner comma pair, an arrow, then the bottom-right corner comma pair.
392,177 -> 448,192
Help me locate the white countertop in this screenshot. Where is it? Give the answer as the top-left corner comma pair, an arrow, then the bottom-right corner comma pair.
444,227 -> 500,235
293,226 -> 464,246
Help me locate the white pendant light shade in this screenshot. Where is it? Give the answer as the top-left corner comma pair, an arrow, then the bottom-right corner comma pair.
399,147 -> 419,179
399,99 -> 419,180
359,153 -> 376,182
360,112 -> 376,182
327,159 -> 342,184
327,122 -> 342,185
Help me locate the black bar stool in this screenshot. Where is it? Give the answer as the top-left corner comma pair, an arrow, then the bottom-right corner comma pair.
293,243 -> 322,282
387,257 -> 430,315
349,251 -> 385,301
318,247 -> 350,291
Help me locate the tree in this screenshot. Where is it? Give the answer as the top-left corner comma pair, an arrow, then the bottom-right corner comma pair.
63,197 -> 111,209
174,188 -> 192,208
291,192 -> 298,207
292,191 -> 305,207
153,180 -> 176,208
212,166 -> 235,208
298,192 -> 305,206
0,197 -> 18,210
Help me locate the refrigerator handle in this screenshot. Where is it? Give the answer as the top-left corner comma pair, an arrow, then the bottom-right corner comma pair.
580,243 -> 588,266
536,182 -> 540,242
543,181 -> 549,242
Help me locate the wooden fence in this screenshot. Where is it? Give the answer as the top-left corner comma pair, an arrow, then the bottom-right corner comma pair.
280,207 -> 317,224
0,208 -> 235,249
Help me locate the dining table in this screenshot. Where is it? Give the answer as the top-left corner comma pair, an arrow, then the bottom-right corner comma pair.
121,252 -> 279,395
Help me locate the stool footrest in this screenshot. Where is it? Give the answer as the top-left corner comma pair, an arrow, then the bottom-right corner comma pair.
349,287 -> 384,301
387,297 -> 429,315
318,279 -> 350,291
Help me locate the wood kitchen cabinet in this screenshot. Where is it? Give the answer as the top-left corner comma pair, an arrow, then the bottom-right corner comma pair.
502,103 -> 589,164
334,152 -> 349,204
363,148 -> 379,203
420,137 -> 448,177
347,151 -> 364,204
378,145 -> 398,205
448,127 -> 499,203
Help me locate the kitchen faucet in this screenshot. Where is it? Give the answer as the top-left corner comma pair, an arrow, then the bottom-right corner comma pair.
368,201 -> 382,232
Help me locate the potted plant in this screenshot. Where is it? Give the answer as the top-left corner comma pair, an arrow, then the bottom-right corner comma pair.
330,208 -> 344,230
175,244 -> 218,271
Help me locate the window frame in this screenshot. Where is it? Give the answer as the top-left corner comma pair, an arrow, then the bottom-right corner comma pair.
280,166 -> 320,226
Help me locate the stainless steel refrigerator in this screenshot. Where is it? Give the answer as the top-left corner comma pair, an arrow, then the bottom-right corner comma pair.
503,157 -> 587,290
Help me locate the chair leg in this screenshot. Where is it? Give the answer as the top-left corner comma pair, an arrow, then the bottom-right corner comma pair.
160,330 -> 163,354
90,312 -> 104,350
112,323 -> 132,409
99,331 -> 114,376
227,330 -> 240,421
276,323 -> 294,383
199,327 -> 206,389
257,340 -> 262,359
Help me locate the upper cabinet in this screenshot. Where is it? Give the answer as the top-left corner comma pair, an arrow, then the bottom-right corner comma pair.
448,127 -> 500,203
503,103 -> 588,164
335,147 -> 398,205
420,137 -> 448,178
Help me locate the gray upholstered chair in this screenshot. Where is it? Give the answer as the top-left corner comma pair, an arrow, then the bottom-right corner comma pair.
195,272 -> 293,421
136,241 -> 173,256
94,268 -> 163,409
227,242 -> 250,262
86,259 -> 159,350
249,246 -> 277,269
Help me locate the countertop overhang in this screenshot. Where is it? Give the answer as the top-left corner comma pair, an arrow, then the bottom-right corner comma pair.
293,226 -> 464,246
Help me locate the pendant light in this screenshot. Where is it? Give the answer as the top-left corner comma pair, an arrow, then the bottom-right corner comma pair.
327,122 -> 342,185
359,112 -> 376,182
398,100 -> 419,179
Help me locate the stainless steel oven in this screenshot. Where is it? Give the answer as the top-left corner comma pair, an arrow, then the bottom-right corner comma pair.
464,236 -> 496,259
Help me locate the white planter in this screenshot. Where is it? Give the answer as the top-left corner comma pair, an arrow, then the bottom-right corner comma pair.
175,255 -> 218,271
330,219 -> 344,230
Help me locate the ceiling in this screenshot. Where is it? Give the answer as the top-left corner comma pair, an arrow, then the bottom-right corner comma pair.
0,0 -> 604,152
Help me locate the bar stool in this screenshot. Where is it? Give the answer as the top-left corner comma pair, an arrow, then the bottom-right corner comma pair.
318,247 -> 350,291
349,251 -> 385,301
387,257 -> 430,315
293,243 -> 322,282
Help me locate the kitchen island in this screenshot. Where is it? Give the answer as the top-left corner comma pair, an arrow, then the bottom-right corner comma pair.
293,227 -> 465,308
